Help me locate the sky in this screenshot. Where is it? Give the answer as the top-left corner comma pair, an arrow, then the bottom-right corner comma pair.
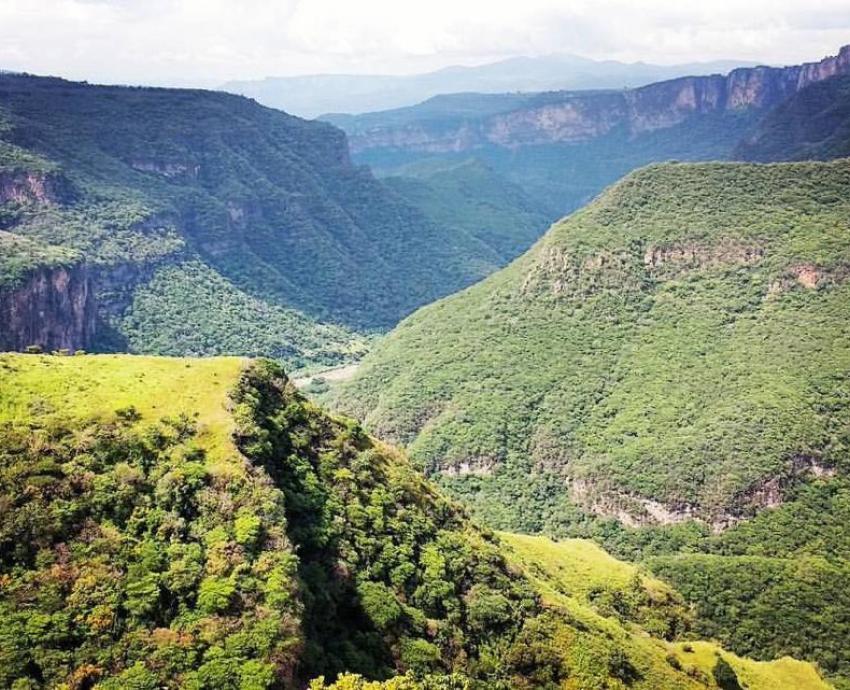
0,0 -> 848,87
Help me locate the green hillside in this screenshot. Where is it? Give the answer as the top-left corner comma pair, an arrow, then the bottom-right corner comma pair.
628,476 -> 850,687
383,159 -> 553,264
0,73 -> 523,367
332,158 -> 850,683
736,75 -> 850,162
500,534 -> 831,690
0,352 -> 823,690
335,159 -> 850,523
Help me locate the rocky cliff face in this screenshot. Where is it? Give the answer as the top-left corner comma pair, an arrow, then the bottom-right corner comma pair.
342,45 -> 850,154
0,263 -> 96,352
0,170 -> 66,205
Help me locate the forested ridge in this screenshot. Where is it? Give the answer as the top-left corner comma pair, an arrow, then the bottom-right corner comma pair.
334,159 -> 850,686
0,353 -> 827,689
0,73 -> 539,367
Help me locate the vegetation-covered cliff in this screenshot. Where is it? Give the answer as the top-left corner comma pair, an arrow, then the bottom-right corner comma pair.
335,159 -> 850,522
0,231 -> 95,352
0,73 -> 527,367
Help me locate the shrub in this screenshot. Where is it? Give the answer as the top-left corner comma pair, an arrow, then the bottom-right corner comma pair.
234,510 -> 263,551
357,580 -> 403,630
197,576 -> 236,614
399,638 -> 441,674
713,657 -> 743,690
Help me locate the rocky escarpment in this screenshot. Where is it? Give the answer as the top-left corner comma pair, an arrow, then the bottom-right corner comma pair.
569,455 -> 836,533
339,45 -> 850,154
0,169 -> 69,206
130,159 -> 200,179
0,262 -> 96,352
735,73 -> 850,162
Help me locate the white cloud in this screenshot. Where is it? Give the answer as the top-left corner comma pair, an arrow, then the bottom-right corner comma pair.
0,0 -> 847,86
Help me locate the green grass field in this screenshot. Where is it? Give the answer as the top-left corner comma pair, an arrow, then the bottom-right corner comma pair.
0,352 -> 246,461
501,533 -> 832,690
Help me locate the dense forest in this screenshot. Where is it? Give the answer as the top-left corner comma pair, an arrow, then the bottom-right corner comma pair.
0,73 -> 546,368
1,353 -> 824,689
333,159 -> 850,687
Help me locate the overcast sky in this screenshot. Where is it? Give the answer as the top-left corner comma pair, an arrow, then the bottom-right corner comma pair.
1,0 -> 849,87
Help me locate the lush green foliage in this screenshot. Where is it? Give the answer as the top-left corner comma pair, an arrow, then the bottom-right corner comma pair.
649,554 -> 850,682
0,230 -> 80,288
500,533 -> 829,690
0,356 -> 301,689
0,72 -> 533,367
524,474 -> 850,687
229,359 -> 541,684
737,75 -> 850,162
117,261 -> 367,369
384,159 -> 552,264
591,477 -> 850,687
308,672 -> 471,689
1,353 -> 821,689
335,159 -> 850,521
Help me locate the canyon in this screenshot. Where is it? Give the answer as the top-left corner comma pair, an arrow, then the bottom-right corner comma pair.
335,45 -> 850,155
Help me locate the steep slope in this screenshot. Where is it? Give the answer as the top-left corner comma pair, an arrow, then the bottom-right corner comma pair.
333,158 -> 850,685
383,159 -> 552,265
736,74 -> 850,162
334,159 -> 850,528
0,73 -> 503,366
0,231 -> 95,352
500,534 -> 831,690
327,46 -> 850,215
607,475 -> 850,688
222,55 -> 754,118
0,353 -> 818,690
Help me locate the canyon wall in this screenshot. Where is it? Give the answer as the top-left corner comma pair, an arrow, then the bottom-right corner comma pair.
342,45 -> 850,154
0,263 -> 96,352
0,169 -> 73,206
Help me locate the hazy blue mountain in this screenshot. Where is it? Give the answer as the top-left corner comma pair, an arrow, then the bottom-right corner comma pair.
222,54 -> 755,118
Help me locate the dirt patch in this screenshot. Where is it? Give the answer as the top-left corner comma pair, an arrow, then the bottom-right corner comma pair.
293,363 -> 360,389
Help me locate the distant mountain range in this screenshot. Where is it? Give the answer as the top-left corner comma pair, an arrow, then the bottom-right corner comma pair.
221,54 -> 756,118
327,45 -> 850,217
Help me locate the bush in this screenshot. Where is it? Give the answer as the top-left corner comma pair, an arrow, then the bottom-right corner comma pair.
713,657 -> 743,690
399,638 -> 441,674
234,511 -> 263,551
197,576 -> 236,614
465,586 -> 512,631
357,581 -> 403,630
